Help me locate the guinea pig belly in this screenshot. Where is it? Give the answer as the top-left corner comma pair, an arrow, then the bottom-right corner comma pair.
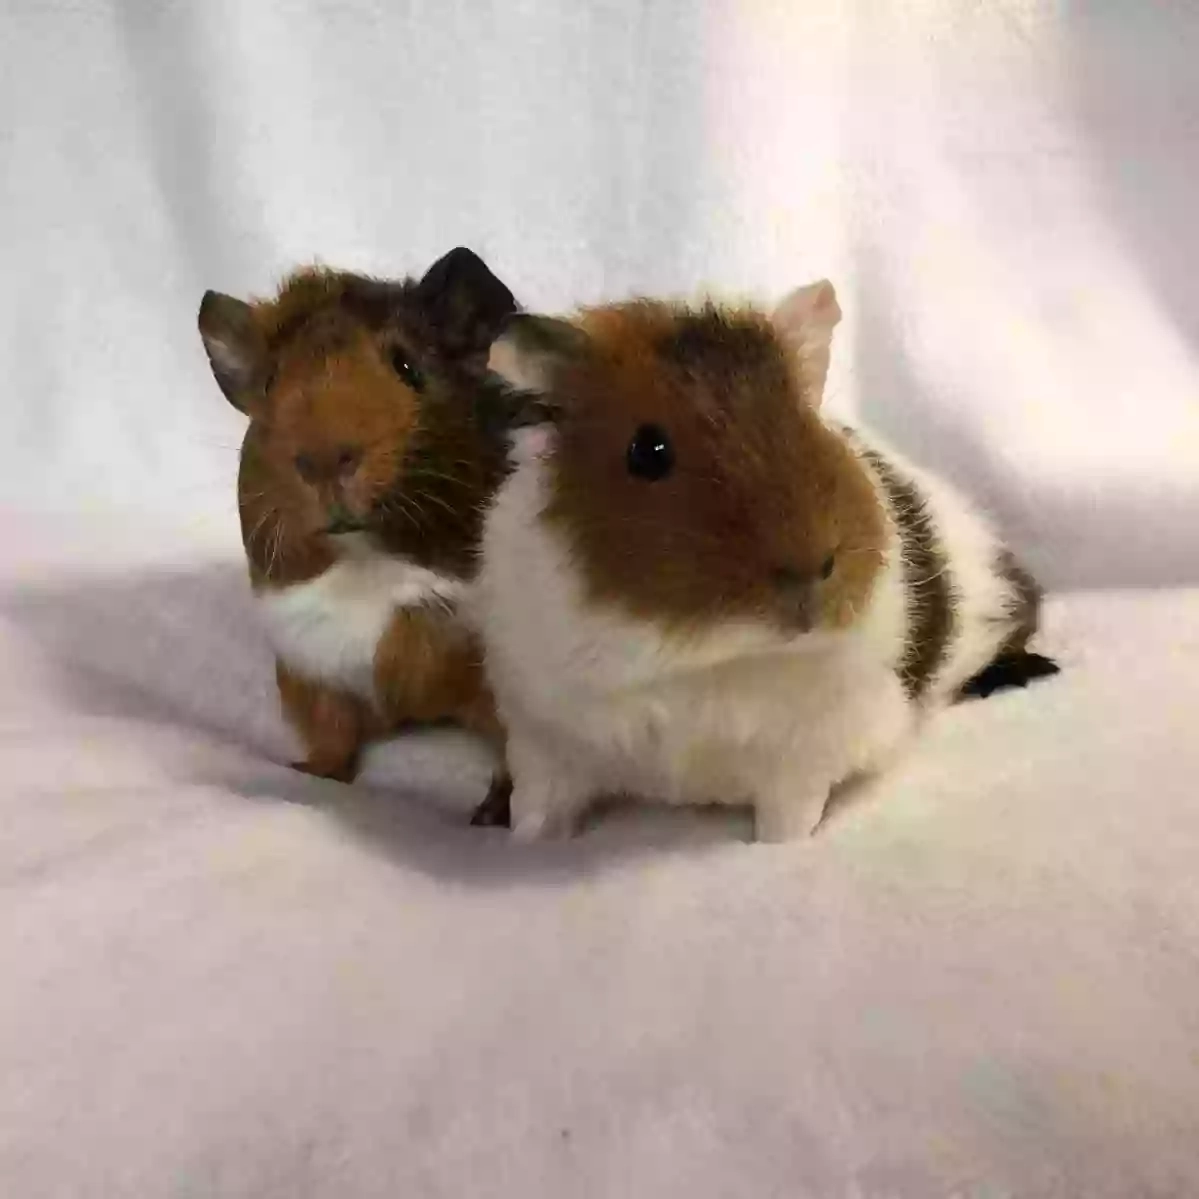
255,537 -> 466,700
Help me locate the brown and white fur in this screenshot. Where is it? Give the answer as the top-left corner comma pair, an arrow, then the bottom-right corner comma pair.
198,248 -> 515,784
474,281 -> 1057,841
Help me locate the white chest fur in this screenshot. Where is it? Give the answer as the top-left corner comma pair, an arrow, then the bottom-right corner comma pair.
255,534 -> 466,699
476,447 -> 914,839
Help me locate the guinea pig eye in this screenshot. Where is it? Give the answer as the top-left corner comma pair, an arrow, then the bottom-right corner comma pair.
626,423 -> 674,482
390,347 -> 424,392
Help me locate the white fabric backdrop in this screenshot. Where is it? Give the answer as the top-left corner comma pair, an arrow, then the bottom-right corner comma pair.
2,1 -> 1197,584
4,4 -> 1199,1197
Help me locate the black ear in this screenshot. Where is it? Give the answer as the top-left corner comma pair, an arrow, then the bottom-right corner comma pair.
415,247 -> 518,359
197,291 -> 269,413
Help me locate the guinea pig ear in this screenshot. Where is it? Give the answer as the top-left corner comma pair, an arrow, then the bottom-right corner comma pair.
486,314 -> 587,426
197,291 -> 270,413
769,279 -> 841,407
416,247 -> 518,360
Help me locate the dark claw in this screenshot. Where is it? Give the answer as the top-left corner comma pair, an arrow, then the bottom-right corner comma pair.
958,651 -> 1061,700
470,774 -> 513,827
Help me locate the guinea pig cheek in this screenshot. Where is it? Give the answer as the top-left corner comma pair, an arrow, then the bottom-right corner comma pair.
342,446 -> 396,517
822,521 -> 888,629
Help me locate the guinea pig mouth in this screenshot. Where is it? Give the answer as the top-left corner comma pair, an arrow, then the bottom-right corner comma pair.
780,608 -> 815,635
324,506 -> 368,536
771,574 -> 819,634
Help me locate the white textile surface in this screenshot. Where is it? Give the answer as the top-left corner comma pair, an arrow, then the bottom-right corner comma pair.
2,2 -> 1199,1196
3,517 -> 1199,1197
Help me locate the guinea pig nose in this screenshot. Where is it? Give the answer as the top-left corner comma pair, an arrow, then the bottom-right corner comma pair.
336,445 -> 362,476
772,565 -> 819,632
772,565 -> 807,590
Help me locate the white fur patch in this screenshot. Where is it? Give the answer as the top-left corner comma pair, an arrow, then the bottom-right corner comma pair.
916,468 -> 1015,696
476,451 -> 916,840
256,534 -> 465,699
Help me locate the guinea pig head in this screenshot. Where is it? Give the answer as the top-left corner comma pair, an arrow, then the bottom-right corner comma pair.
488,281 -> 887,639
199,248 -> 516,539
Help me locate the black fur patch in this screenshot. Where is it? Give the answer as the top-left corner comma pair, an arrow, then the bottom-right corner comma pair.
469,773 -> 513,827
656,307 -> 792,401
865,451 -> 954,700
994,548 -> 1042,657
957,651 -> 1060,699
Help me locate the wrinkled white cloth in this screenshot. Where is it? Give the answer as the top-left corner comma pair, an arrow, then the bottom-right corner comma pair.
2,1 -> 1199,1194
2,516 -> 1199,1197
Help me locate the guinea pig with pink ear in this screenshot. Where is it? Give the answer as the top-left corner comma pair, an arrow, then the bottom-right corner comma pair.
474,282 -> 1058,842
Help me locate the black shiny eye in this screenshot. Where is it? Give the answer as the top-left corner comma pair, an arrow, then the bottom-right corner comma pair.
390,347 -> 424,392
626,423 -> 674,481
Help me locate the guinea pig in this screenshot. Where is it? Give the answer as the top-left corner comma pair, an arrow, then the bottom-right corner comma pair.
474,280 -> 1059,841
197,247 -> 515,788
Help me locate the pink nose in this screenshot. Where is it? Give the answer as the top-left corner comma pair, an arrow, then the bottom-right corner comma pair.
294,445 -> 362,484
771,558 -> 834,632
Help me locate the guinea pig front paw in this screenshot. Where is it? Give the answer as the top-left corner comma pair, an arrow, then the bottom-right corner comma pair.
504,737 -> 590,842
508,787 -> 585,842
511,809 -> 554,842
753,789 -> 830,843
291,755 -> 359,785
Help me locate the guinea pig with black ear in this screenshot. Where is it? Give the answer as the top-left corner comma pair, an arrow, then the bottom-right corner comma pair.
198,247 -> 518,797
473,281 -> 1058,842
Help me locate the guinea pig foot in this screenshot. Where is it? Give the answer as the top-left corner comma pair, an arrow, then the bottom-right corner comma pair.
509,800 -> 581,843
469,774 -> 513,828
511,813 -> 547,842
290,756 -> 359,785
753,789 -> 830,843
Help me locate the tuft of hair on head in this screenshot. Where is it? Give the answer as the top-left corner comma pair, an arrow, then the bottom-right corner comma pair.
769,278 -> 841,408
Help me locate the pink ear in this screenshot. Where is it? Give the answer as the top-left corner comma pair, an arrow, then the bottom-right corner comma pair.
769,280 -> 841,408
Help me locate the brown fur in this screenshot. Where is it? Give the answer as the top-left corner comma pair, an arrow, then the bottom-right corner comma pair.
199,252 -> 514,781
276,661 -> 379,782
511,301 -> 888,634
372,607 -> 500,742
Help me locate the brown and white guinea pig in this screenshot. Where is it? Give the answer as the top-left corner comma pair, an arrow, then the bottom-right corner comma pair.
197,247 -> 516,785
474,280 -> 1059,841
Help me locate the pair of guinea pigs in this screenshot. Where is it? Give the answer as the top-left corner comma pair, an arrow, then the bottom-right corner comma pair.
198,247 -> 1058,842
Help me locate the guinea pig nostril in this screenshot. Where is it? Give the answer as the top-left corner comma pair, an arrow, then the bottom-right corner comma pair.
820,554 -> 836,580
336,446 -> 362,475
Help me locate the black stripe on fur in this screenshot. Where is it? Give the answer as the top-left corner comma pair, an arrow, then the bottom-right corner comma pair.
864,451 -> 954,700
